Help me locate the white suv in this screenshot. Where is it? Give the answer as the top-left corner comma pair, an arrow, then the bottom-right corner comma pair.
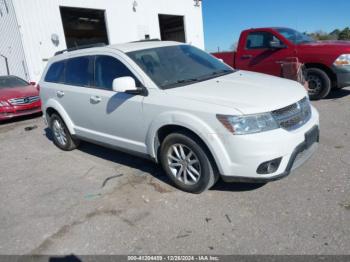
40,41 -> 319,193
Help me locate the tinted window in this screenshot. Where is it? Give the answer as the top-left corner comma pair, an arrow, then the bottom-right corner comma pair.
45,61 -> 65,83
65,56 -> 91,86
127,45 -> 234,89
276,28 -> 315,44
0,76 -> 29,88
94,55 -> 140,90
246,32 -> 283,49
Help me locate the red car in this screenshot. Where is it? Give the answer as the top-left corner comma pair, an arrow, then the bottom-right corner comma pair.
0,75 -> 41,121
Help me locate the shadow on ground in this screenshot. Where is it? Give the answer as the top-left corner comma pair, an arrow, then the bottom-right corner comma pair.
0,112 -> 42,125
44,128 -> 265,193
325,88 -> 350,100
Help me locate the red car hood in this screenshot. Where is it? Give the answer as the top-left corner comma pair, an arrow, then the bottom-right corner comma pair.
0,85 -> 39,101
300,40 -> 350,48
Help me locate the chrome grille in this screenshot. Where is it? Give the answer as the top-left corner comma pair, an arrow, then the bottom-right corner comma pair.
272,97 -> 311,131
8,96 -> 40,105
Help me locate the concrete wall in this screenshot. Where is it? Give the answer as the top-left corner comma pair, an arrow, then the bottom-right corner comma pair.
11,0 -> 204,81
0,0 -> 28,80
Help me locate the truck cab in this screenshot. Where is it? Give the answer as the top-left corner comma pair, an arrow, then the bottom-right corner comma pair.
213,27 -> 350,100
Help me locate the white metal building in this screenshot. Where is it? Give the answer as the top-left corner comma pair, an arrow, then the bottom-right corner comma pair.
0,0 -> 204,81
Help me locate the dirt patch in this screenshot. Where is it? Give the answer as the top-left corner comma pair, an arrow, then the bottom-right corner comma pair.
148,179 -> 173,193
30,209 -> 123,254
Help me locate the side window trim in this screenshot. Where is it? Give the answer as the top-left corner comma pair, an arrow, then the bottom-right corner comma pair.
64,55 -> 94,88
44,60 -> 66,84
245,31 -> 284,50
91,54 -> 145,91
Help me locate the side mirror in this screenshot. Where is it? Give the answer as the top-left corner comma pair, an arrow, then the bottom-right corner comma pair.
29,81 -> 36,86
269,41 -> 286,49
112,77 -> 142,95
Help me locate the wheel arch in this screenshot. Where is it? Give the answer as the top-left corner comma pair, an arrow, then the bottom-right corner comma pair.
154,124 -> 219,172
146,112 -> 228,174
44,99 -> 75,135
304,63 -> 337,88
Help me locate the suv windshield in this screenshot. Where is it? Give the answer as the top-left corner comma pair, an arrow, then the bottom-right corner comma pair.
127,45 -> 234,89
0,76 -> 29,89
276,28 -> 315,44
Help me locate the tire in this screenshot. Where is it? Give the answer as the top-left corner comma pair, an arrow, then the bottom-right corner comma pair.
49,113 -> 80,151
306,68 -> 331,100
160,131 -> 219,193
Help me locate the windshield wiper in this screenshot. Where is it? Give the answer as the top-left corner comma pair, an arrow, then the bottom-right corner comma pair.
211,69 -> 233,76
176,78 -> 199,84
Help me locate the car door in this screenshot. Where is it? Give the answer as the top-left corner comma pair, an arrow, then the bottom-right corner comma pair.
80,54 -> 147,154
236,31 -> 293,76
54,55 -> 96,130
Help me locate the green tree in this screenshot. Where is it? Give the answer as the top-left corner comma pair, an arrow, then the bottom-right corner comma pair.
338,27 -> 350,40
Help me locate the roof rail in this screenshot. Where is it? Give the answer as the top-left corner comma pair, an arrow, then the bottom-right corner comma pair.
130,39 -> 161,43
54,43 -> 107,56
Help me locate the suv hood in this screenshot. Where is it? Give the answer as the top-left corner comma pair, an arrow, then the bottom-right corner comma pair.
165,70 -> 307,115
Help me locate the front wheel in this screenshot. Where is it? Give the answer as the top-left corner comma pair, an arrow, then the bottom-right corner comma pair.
49,113 -> 80,151
160,132 -> 219,193
306,68 -> 331,100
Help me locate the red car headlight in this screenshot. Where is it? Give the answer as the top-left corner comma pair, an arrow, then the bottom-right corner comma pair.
0,101 -> 10,107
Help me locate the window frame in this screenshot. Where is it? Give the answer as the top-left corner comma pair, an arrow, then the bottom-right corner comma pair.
245,31 -> 285,50
90,54 -> 145,91
64,55 -> 94,88
44,60 -> 66,84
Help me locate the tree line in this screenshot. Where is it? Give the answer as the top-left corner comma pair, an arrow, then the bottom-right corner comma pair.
306,27 -> 350,41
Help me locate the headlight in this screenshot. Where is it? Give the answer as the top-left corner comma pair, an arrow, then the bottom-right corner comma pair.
334,54 -> 350,66
0,101 -> 10,107
217,113 -> 279,135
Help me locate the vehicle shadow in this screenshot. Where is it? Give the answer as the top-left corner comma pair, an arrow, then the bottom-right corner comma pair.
44,128 -> 266,193
325,88 -> 350,100
0,112 -> 42,125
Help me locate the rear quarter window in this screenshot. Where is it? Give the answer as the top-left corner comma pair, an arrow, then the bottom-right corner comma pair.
44,61 -> 65,83
65,56 -> 92,87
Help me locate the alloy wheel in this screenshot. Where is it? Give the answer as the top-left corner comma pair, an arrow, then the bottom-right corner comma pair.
167,143 -> 201,185
52,119 -> 67,146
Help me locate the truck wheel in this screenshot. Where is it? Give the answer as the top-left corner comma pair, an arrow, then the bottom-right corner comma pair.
49,113 -> 80,151
306,68 -> 331,100
160,132 -> 219,194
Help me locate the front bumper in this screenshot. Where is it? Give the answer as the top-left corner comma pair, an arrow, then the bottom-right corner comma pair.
332,65 -> 350,88
0,104 -> 42,121
211,106 -> 320,182
222,131 -> 319,183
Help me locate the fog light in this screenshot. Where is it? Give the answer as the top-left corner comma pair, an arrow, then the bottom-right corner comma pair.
257,158 -> 282,174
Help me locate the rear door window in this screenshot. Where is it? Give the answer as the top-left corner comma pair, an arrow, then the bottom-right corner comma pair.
45,61 -> 65,83
94,55 -> 141,90
65,56 -> 92,87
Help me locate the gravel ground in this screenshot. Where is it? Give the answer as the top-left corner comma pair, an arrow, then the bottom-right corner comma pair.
0,88 -> 349,255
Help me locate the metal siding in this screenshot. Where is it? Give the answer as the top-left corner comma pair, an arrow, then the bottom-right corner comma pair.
0,0 -> 28,80
11,0 -> 204,81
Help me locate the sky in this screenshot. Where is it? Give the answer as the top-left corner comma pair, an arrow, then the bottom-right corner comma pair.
202,0 -> 350,52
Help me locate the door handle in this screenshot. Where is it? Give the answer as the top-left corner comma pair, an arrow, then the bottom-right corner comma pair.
56,91 -> 64,98
90,96 -> 101,104
241,55 -> 253,59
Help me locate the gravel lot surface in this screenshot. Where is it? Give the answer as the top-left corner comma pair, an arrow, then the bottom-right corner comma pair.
0,88 -> 349,255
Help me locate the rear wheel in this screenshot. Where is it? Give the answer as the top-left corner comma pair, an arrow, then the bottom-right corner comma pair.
160,132 -> 219,193
49,113 -> 80,151
306,68 -> 331,100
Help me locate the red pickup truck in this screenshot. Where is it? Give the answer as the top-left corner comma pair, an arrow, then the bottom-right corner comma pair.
213,27 -> 350,99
